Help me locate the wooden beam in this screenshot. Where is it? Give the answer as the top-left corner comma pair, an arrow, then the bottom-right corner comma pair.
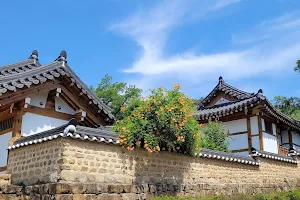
24,105 -> 74,121
0,128 -> 13,136
232,148 -> 249,153
75,110 -> 86,121
0,82 -> 61,105
258,115 -> 264,151
60,86 -> 105,125
0,109 -> 14,121
247,117 -> 252,153
60,92 -> 79,110
228,131 -> 248,136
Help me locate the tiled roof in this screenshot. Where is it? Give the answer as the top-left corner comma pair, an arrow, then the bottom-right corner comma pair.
195,92 -> 264,119
196,90 -> 300,130
0,50 -> 114,120
0,50 -> 41,80
198,76 -> 255,109
10,119 -> 119,149
251,148 -> 297,164
198,148 -> 259,165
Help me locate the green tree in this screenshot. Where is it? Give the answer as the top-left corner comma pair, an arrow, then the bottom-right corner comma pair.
294,60 -> 300,72
113,84 -> 202,155
273,96 -> 300,120
192,97 -> 204,108
200,121 -> 230,152
91,74 -> 142,120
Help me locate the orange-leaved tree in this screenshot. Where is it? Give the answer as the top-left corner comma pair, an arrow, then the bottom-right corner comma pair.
113,84 -> 201,156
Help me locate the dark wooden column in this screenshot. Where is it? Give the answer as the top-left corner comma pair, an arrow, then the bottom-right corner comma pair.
258,115 -> 264,151
246,116 -> 252,153
288,128 -> 293,148
9,103 -> 24,146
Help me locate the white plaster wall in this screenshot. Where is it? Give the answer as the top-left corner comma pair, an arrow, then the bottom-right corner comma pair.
263,132 -> 278,154
293,145 -> 300,152
0,131 -> 12,167
250,116 -> 259,135
223,119 -> 247,134
272,123 -> 276,136
252,135 -> 260,150
292,131 -> 300,148
55,97 -> 76,115
228,133 -> 248,150
21,113 -> 68,137
281,130 -> 289,144
261,118 -> 265,132
29,92 -> 49,108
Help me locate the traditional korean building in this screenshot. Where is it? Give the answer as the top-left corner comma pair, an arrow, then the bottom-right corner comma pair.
0,50 -> 114,172
196,76 -> 300,156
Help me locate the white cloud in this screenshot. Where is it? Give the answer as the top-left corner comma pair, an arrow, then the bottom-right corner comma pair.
111,0 -> 300,96
213,0 -> 241,9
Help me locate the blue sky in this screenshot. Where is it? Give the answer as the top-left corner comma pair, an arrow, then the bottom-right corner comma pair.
0,0 -> 300,100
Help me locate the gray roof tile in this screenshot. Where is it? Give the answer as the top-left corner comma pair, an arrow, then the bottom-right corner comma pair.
0,51 -> 114,120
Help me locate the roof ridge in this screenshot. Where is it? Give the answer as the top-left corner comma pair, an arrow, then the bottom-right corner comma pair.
198,77 -> 255,109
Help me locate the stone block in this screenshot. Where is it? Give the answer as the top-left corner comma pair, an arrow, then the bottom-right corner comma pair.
121,193 -> 138,200
97,193 -> 122,200
73,194 -> 87,200
86,184 -> 97,194
96,184 -> 108,193
1,185 -> 22,194
71,183 -> 87,194
60,194 -> 73,200
108,185 -> 124,193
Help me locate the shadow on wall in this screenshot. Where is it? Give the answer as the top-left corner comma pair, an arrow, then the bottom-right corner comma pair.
117,149 -> 186,196
117,148 -> 261,196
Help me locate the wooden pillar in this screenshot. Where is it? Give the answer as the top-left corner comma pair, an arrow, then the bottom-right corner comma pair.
258,115 -> 264,151
288,128 -> 293,148
276,123 -> 280,153
9,107 -> 24,146
246,117 -> 252,153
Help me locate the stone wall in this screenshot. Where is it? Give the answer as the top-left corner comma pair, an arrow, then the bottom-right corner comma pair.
6,138 -> 300,197
7,139 -> 63,186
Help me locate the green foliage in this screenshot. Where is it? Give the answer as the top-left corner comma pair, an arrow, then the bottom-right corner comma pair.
151,188 -> 300,200
200,121 -> 230,152
192,97 -> 204,108
273,96 -> 300,121
91,74 -> 142,120
113,84 -> 201,155
294,59 -> 300,72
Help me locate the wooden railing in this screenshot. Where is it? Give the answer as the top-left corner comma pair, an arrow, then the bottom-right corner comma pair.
278,145 -> 289,155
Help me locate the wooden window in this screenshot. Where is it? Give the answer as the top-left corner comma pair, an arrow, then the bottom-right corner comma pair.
265,120 -> 273,134
0,117 -> 13,135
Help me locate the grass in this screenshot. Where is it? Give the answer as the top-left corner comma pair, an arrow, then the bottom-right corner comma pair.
151,188 -> 300,200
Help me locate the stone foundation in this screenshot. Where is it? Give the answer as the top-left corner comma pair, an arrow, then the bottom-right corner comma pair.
1,182 -> 299,200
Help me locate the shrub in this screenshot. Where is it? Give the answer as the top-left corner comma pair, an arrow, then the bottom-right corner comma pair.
200,121 -> 230,152
151,188 -> 300,199
113,84 -> 201,155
